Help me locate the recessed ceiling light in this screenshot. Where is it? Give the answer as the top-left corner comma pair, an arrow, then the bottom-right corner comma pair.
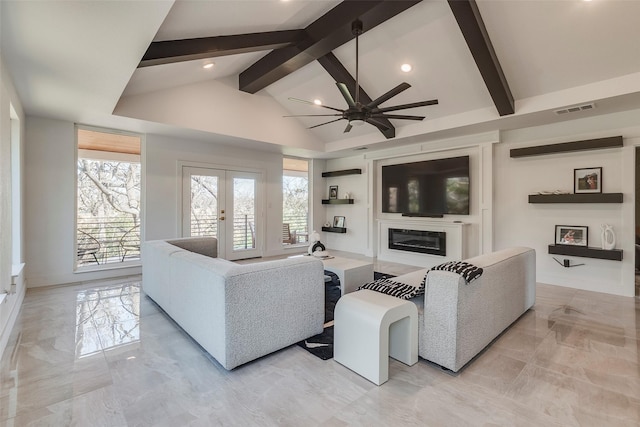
313,99 -> 322,105
203,63 -> 214,69
401,63 -> 412,72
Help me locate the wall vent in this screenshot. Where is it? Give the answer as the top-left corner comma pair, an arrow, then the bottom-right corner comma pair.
554,103 -> 595,115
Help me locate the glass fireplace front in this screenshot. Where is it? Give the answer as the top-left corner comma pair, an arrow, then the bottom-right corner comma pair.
388,228 -> 446,256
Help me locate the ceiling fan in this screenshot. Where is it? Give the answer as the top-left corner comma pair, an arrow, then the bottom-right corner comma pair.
285,19 -> 438,134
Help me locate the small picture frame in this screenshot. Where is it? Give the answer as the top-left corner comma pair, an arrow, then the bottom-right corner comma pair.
574,167 -> 602,194
555,225 -> 588,247
329,185 -> 338,200
333,216 -> 345,228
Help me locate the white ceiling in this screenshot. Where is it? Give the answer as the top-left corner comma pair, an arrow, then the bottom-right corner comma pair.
2,0 -> 640,158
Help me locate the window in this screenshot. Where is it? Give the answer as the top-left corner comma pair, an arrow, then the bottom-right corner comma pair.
76,127 -> 142,269
282,158 -> 309,246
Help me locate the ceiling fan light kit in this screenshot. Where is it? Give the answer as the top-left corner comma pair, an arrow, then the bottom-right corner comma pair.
286,19 -> 438,138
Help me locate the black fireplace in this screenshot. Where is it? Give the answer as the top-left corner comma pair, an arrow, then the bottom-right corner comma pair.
388,228 -> 446,256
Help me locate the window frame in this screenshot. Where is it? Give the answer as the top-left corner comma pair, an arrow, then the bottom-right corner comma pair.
74,124 -> 145,272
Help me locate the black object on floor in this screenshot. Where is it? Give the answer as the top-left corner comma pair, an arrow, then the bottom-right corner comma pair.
297,326 -> 334,360
324,270 -> 341,323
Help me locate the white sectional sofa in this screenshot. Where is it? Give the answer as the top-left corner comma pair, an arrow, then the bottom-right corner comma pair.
142,237 -> 325,370
391,246 -> 536,372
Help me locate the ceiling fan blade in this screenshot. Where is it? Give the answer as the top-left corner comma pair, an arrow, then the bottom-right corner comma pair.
365,118 -> 391,131
336,83 -> 356,108
371,114 -> 425,121
308,118 -> 344,129
288,97 -> 344,113
283,114 -> 342,117
366,82 -> 411,109
344,123 -> 353,133
375,99 -> 439,113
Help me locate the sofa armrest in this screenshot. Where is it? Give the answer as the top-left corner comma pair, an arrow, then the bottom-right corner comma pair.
420,247 -> 536,372
422,270 -> 515,371
222,257 -> 325,368
420,271 -> 465,370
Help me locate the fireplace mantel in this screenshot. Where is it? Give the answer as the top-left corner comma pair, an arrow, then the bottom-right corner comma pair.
377,219 -> 468,268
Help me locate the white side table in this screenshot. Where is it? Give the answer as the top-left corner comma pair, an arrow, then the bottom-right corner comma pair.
334,290 -> 418,385
322,256 -> 373,295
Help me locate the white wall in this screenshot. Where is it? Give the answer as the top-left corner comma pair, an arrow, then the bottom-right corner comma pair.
323,134 -> 496,260
18,97 -> 640,304
114,78 -> 325,152
0,54 -> 27,359
25,117 -> 141,287
495,113 -> 640,297
319,157 -> 372,255
23,118 -> 313,290
144,134 -> 301,257
324,112 -> 640,297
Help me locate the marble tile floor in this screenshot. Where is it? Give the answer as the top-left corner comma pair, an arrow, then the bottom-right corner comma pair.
1,276 -> 640,426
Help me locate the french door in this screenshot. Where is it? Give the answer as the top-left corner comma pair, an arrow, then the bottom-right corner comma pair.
182,166 -> 262,260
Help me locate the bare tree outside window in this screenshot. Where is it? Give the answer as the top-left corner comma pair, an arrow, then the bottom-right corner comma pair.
283,158 -> 309,245
76,128 -> 142,267
189,175 -> 218,237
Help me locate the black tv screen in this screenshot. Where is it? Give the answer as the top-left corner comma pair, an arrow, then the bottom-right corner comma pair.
381,156 -> 470,215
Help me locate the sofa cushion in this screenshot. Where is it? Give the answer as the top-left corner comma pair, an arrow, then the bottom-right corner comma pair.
166,237 -> 218,258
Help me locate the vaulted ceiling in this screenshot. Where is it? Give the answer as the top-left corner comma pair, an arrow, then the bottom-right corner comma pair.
2,0 -> 640,158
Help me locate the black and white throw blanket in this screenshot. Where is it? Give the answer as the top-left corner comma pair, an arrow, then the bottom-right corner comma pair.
358,277 -> 424,300
359,261 -> 484,299
425,261 -> 483,284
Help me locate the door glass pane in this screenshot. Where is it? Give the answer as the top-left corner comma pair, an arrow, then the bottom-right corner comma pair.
232,177 -> 255,250
190,175 -> 218,237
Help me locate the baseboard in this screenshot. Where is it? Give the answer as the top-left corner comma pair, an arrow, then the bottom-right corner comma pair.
27,266 -> 142,288
0,283 -> 26,361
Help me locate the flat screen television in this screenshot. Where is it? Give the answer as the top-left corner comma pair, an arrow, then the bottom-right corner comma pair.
381,156 -> 470,215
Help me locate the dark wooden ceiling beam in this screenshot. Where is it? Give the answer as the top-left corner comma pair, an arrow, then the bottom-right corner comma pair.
317,52 -> 395,139
138,30 -> 307,68
448,0 -> 514,116
239,1 -> 421,94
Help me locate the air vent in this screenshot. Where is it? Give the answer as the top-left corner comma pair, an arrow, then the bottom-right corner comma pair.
353,146 -> 368,151
554,103 -> 595,115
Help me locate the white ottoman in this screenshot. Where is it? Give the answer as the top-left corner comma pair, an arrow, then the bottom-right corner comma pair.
334,290 -> 418,385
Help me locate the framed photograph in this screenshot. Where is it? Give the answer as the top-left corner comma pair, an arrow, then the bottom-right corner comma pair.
574,167 -> 602,194
333,216 -> 345,228
555,225 -> 588,246
329,185 -> 338,200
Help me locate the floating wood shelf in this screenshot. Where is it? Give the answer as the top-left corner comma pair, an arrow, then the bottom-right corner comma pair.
548,244 -> 623,261
510,136 -> 623,158
322,226 -> 347,233
321,168 -> 362,178
528,193 -> 623,204
322,199 -> 354,205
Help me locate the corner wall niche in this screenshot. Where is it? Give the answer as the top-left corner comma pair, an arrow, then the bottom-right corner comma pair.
378,220 -> 468,268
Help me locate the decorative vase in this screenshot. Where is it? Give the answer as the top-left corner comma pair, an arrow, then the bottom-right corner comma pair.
600,224 -> 616,250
